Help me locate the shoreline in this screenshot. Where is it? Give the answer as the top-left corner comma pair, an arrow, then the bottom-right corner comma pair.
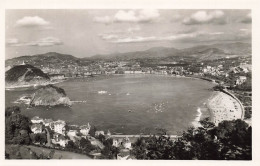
5,73 -> 212,90
5,80 -> 65,90
5,73 -> 245,130
206,90 -> 244,126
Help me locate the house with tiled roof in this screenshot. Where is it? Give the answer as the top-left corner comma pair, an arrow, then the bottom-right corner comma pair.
31,123 -> 43,134
51,133 -> 68,147
95,130 -> 104,137
122,137 -> 132,149
79,123 -> 91,136
117,149 -> 135,160
67,130 -> 81,143
43,119 -> 53,127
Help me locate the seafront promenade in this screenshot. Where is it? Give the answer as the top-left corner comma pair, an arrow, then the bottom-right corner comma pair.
222,89 -> 245,120
111,135 -> 180,142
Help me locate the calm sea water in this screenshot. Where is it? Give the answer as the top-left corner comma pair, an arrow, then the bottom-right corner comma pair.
5,75 -> 214,135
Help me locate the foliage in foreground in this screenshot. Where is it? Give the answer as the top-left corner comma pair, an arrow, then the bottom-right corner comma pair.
5,106 -> 31,145
131,119 -> 251,160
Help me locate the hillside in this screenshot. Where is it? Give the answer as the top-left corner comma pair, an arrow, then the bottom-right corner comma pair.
5,43 -> 251,67
5,52 -> 90,68
30,84 -> 71,106
87,42 -> 251,61
5,64 -> 50,87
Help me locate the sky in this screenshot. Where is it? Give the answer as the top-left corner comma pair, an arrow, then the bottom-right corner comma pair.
5,9 -> 251,59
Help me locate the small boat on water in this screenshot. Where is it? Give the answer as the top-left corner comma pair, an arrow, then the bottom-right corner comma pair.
98,90 -> 107,94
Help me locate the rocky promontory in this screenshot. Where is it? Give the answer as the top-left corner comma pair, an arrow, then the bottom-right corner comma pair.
30,85 -> 71,106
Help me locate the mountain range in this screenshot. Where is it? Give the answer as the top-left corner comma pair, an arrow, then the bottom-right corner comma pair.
6,42 -> 251,67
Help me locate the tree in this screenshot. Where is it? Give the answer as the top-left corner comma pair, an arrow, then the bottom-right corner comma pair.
199,117 -> 215,129
101,138 -> 119,159
131,137 -> 148,159
79,137 -> 95,153
96,134 -> 106,143
131,119 -> 251,160
5,106 -> 31,145
89,126 -> 97,137
214,120 -> 251,159
5,106 -> 21,117
66,140 -> 78,150
132,133 -> 175,160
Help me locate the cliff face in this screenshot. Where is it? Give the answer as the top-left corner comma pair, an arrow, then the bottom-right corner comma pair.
30,85 -> 71,106
5,64 -> 50,87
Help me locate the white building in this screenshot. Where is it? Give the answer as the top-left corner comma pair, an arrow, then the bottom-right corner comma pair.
43,119 -> 53,127
52,133 -> 68,147
117,150 -> 134,160
79,123 -> 91,136
95,130 -> 105,136
67,130 -> 78,137
122,137 -> 132,149
31,116 -> 44,124
67,130 -> 80,142
236,76 -> 247,85
53,120 -> 66,135
134,70 -> 143,74
112,139 -> 119,147
31,124 -> 43,134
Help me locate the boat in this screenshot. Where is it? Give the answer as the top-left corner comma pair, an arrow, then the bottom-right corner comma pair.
98,90 -> 107,94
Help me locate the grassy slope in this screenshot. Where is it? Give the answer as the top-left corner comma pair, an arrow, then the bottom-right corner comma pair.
5,144 -> 92,159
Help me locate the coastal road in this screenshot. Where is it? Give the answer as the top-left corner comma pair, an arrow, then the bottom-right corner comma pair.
45,128 -> 52,147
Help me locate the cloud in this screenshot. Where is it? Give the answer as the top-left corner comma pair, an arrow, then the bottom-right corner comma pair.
26,37 -> 63,46
94,9 -> 160,24
241,12 -> 251,24
93,16 -> 113,24
112,36 -> 157,43
6,37 -> 63,47
240,28 -> 249,31
209,32 -> 224,35
99,34 -> 119,40
6,38 -> 19,45
16,16 -> 50,27
183,10 -> 226,25
107,32 -> 200,43
98,30 -> 240,44
114,9 -> 160,23
127,26 -> 141,33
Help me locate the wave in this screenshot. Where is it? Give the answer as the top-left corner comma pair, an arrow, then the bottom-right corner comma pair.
71,100 -> 87,103
14,95 -> 32,105
191,107 -> 202,128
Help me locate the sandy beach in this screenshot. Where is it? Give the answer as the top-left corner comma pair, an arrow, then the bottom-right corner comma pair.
207,91 -> 243,126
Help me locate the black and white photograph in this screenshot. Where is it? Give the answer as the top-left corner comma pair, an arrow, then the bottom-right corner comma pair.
1,0 -> 258,163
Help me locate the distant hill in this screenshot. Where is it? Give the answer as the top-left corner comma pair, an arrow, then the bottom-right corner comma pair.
5,42 -> 251,67
87,42 -> 251,61
5,64 -> 50,87
5,52 -> 84,67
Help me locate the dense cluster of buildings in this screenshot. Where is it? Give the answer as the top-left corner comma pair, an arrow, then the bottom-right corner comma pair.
29,116 -> 133,160
6,56 -> 252,88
